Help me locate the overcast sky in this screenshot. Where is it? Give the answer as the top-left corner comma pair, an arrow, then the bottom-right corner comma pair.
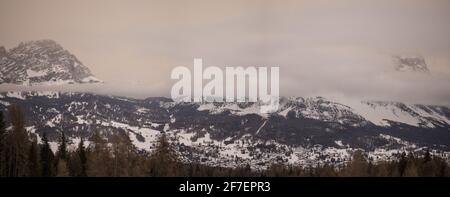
1,0 -> 449,105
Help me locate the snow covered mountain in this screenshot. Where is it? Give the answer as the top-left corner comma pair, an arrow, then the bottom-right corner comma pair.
0,92 -> 449,169
0,40 -> 101,85
393,55 -> 430,73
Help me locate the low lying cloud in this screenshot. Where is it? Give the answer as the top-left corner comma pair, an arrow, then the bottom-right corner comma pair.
0,0 -> 449,105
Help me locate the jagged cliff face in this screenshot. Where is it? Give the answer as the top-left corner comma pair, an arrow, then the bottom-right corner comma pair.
0,46 -> 7,58
0,40 -> 101,85
1,92 -> 449,169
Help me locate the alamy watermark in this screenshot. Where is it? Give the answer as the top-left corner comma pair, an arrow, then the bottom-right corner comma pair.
171,59 -> 279,113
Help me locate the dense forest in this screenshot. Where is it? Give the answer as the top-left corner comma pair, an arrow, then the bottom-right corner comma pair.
0,105 -> 449,177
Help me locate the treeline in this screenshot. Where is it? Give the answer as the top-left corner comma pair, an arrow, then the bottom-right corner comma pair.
0,105 -> 449,177
264,150 -> 450,177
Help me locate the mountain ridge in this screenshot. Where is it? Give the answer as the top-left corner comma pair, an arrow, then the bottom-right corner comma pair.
0,40 -> 101,85
1,91 -> 449,169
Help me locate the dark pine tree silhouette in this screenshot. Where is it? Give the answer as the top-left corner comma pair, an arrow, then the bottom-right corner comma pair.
398,152 -> 407,177
56,132 -> 69,176
423,149 -> 432,163
149,133 -> 178,176
7,105 -> 30,176
57,132 -> 67,160
0,111 -> 6,177
28,138 -> 40,177
77,138 -> 87,177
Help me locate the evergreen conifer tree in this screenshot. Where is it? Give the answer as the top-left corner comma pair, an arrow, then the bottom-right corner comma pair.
40,132 -> 54,176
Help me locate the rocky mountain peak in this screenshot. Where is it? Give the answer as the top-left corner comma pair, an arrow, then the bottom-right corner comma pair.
393,55 -> 429,73
0,46 -> 6,58
0,39 -> 102,85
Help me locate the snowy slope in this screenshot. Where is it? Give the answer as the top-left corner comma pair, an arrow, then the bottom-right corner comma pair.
1,92 -> 450,169
196,96 -> 450,129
